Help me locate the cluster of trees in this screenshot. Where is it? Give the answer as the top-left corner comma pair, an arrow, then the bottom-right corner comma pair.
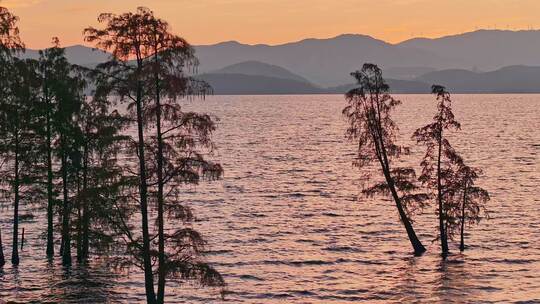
344,64 -> 490,256
0,6 -> 224,303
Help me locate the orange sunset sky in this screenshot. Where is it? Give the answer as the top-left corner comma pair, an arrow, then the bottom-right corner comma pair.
2,0 -> 540,49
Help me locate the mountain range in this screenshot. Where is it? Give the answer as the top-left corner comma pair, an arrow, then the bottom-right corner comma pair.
195,30 -> 540,86
199,63 -> 540,95
19,30 -> 540,94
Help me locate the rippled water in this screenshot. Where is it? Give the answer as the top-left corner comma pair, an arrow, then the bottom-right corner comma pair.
1,94 -> 539,303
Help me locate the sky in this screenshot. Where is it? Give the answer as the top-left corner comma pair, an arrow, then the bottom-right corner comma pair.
2,0 -> 540,49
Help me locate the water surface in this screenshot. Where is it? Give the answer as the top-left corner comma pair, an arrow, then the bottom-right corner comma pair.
1,94 -> 539,303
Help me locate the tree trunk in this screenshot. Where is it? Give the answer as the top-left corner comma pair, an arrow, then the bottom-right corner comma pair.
46,96 -> 54,257
135,75 -> 157,304
76,206 -> 82,262
437,129 -> 449,256
81,144 -> 89,261
76,171 -> 82,263
154,49 -> 167,304
383,169 -> 426,255
374,117 -> 426,256
12,133 -> 20,265
60,149 -> 72,265
460,184 -> 468,251
0,227 -> 5,267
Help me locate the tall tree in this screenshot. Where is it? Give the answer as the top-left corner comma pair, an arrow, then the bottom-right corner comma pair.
0,58 -> 42,265
143,12 -> 222,303
39,40 -> 87,265
37,39 -> 66,257
413,85 -> 461,256
84,9 -> 158,301
73,75 -> 131,263
343,63 -> 427,255
0,5 -> 24,267
85,7 -> 224,303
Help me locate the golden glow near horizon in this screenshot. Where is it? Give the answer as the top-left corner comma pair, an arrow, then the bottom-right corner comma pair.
2,0 -> 540,49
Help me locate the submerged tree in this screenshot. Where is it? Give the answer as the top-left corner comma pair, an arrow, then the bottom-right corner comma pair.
0,5 -> 25,267
73,73 -> 131,263
413,85 -> 461,256
446,154 -> 490,251
0,58 -> 42,265
84,9 -> 157,301
343,63 -> 427,255
36,39 -> 67,257
37,39 -> 87,265
142,12 -> 222,303
85,7 -> 224,303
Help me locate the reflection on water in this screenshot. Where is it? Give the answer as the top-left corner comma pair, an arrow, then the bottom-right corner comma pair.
0,94 -> 539,303
0,259 -> 118,303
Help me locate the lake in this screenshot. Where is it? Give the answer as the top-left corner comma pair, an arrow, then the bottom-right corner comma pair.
0,94 -> 539,303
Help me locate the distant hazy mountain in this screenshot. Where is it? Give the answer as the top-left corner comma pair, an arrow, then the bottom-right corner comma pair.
399,30 -> 540,72
416,65 -> 540,93
17,30 -> 540,93
20,45 -> 110,67
384,66 -> 438,80
201,64 -> 540,95
195,34 -> 449,86
198,73 -> 324,95
213,61 -> 311,83
195,30 -> 540,86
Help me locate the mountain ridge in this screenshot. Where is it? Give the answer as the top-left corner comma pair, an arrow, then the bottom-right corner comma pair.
18,29 -> 540,92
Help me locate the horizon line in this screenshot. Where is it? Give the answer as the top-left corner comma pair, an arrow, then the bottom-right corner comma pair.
23,28 -> 540,51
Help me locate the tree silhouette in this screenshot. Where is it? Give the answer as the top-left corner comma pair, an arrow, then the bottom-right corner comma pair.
443,149 -> 490,251
39,40 -> 87,265
85,7 -> 224,303
84,9 -> 158,301
0,5 -> 24,267
0,6 -> 23,56
142,10 -> 221,303
73,70 -> 131,263
0,58 -> 43,265
456,164 -> 489,251
343,63 -> 427,255
36,38 -> 69,257
413,85 -> 461,256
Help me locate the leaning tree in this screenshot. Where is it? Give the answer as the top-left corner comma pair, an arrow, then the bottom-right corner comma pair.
343,63 -> 427,255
